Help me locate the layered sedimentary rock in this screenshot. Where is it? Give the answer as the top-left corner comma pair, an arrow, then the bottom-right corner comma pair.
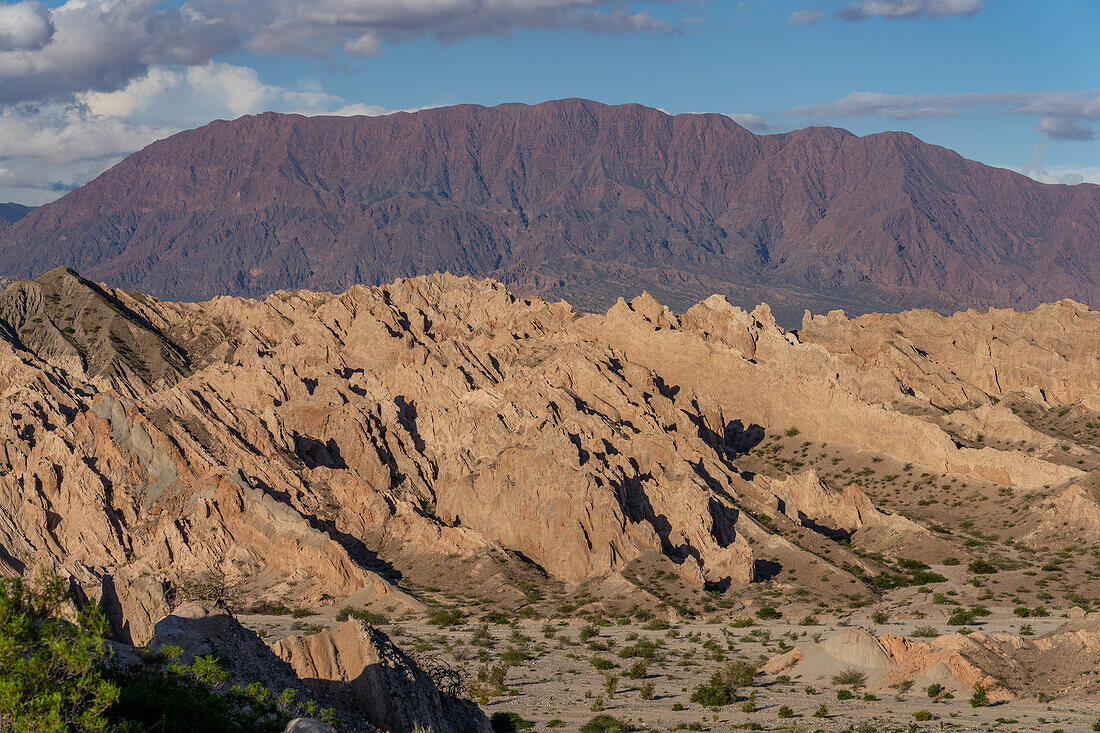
0,268 -> 1091,634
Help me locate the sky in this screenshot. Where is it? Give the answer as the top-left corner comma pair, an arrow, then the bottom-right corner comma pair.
0,0 -> 1097,205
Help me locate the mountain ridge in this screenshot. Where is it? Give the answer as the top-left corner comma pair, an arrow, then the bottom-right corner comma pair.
1,98 -> 1097,325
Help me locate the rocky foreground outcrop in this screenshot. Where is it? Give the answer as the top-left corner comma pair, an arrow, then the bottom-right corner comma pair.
110,602 -> 485,733
0,269 -> 1094,634
274,620 -> 486,733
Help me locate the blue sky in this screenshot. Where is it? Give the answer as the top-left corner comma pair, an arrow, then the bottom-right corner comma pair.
0,0 -> 1096,203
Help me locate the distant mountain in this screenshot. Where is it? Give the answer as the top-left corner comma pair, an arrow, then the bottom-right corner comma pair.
0,203 -> 32,227
0,99 -> 1097,324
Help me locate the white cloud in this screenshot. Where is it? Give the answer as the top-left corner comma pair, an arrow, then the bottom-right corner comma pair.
1009,145 -> 1100,186
836,0 -> 982,20
1037,116 -> 1096,142
0,1 -> 54,51
0,0 -> 685,105
788,8 -> 823,25
726,113 -> 773,133
787,89 -> 1100,141
0,60 -> 396,203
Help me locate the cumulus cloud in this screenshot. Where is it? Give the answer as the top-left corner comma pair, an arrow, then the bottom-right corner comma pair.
0,1 -> 53,51
787,89 -> 1100,142
1037,116 -> 1096,142
0,0 -> 239,104
726,113 -> 773,133
0,60 -> 394,203
0,0 -> 685,105
836,0 -> 982,20
788,8 -> 823,25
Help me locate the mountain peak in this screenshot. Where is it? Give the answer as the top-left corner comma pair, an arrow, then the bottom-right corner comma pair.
0,99 -> 1096,324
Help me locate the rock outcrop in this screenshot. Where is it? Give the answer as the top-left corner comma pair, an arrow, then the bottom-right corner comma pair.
0,269 -> 1090,636
273,620 -> 489,733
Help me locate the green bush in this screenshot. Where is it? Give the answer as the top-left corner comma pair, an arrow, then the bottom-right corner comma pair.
0,571 -> 335,733
830,667 -> 867,689
967,559 -> 998,575
914,710 -> 934,721
691,672 -> 737,707
777,705 -> 794,718
490,712 -> 534,732
580,714 -> 633,733
0,572 -> 118,732
969,684 -> 990,707
836,689 -> 854,700
426,608 -> 467,627
755,606 -> 781,620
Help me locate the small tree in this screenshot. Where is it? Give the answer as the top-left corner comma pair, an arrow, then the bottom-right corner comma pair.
969,684 -> 990,707
0,572 -> 119,732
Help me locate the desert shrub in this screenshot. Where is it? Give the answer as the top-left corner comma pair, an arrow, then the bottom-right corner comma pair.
639,682 -> 654,700
830,667 -> 867,689
590,657 -> 615,671
912,625 -> 938,638
926,683 -> 943,698
777,705 -> 794,718
967,559 -> 998,574
836,689 -> 854,700
755,606 -> 781,620
580,714 -> 633,733
618,639 -> 658,659
0,572 -> 118,732
490,712 -> 534,732
426,608 -> 466,627
691,672 -> 737,707
871,610 -> 889,624
969,684 -> 990,707
914,710 -> 934,721
335,606 -> 385,625
627,662 -> 647,679
812,704 -> 828,718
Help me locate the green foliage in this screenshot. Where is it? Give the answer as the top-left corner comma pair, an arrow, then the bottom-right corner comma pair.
754,606 -> 781,620
926,683 -> 943,699
969,684 -> 990,708
334,607 -> 385,624
0,571 -> 335,733
914,710 -> 934,721
490,712 -> 533,732
580,715 -> 633,733
967,559 -> 998,575
690,662 -> 754,707
0,573 -> 119,732
618,639 -> 657,659
777,705 -> 794,718
836,689 -> 854,700
830,667 -> 867,689
426,608 -> 467,627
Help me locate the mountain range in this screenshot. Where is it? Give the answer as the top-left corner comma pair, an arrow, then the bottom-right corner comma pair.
0,99 -> 1098,324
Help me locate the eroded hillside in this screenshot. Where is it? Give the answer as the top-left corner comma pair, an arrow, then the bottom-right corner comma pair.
0,268 -> 1097,644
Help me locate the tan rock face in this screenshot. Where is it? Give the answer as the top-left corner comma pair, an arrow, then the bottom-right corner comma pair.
800,301 -> 1100,410
273,620 -> 489,733
0,269 -> 1091,632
